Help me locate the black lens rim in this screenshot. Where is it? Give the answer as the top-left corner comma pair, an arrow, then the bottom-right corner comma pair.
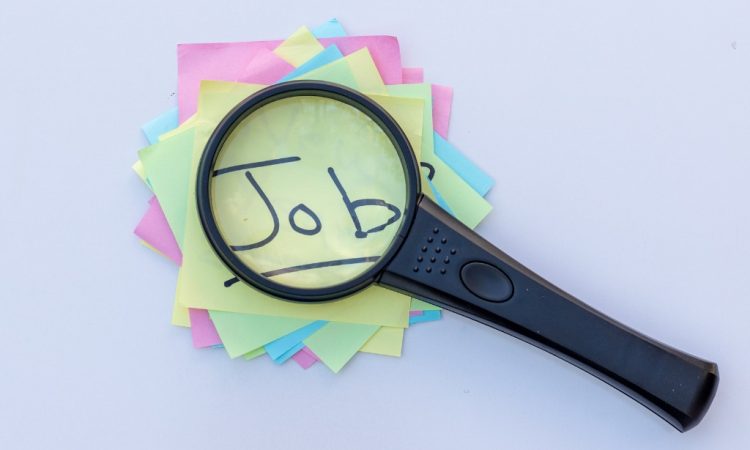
196,80 -> 421,302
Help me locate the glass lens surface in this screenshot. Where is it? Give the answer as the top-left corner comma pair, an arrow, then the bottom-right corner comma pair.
209,95 -> 408,290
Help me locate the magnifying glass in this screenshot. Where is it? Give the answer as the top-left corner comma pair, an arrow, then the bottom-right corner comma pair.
196,80 -> 718,432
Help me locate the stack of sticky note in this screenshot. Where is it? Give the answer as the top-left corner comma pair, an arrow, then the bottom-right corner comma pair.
133,19 -> 495,372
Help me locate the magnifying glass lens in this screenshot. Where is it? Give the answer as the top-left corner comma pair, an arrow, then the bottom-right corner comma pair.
209,96 -> 409,290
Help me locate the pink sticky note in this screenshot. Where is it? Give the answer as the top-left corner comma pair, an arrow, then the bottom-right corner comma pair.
188,308 -> 223,348
178,36 -> 402,122
239,48 -> 295,85
292,346 -> 319,369
431,84 -> 453,139
402,67 -> 424,84
134,196 -> 182,265
409,310 -> 424,317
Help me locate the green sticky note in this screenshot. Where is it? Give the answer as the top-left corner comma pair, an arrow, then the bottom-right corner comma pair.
410,298 -> 442,312
305,322 -> 380,373
243,347 -> 266,360
209,311 -> 313,359
138,128 -> 195,246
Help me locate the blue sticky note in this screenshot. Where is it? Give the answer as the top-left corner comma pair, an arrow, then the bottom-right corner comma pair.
311,18 -> 347,38
278,45 -> 344,82
141,107 -> 179,145
434,133 -> 495,196
264,320 -> 327,360
273,342 -> 306,364
409,310 -> 442,325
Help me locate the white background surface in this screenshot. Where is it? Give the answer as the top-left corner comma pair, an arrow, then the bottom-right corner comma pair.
1,1 -> 748,449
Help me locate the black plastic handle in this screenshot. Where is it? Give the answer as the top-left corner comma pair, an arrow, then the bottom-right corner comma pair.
380,196 -> 718,432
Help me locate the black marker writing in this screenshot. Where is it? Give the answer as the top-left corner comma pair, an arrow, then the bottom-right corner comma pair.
224,277 -> 240,287
222,255 -> 380,288
228,170 -> 280,251
260,256 -> 380,277
328,167 -> 401,239
420,162 -> 435,181
213,156 -> 301,177
213,158 -> 403,290
213,156 -> 301,251
288,203 -> 322,235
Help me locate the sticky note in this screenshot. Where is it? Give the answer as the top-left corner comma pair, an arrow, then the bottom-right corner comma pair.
311,18 -> 347,38
264,320 -> 327,360
132,160 -> 148,184
409,310 -> 442,325
359,326 -> 404,357
434,133 -> 495,197
138,129 -> 196,246
273,26 -> 325,67
344,48 -> 387,94
431,84 -> 453,139
243,347 -> 266,360
188,308 -> 222,348
178,35 -> 402,121
133,196 -> 182,265
305,322 -> 379,373
209,311 -> 313,359
241,48 -> 295,84
272,342 -> 306,364
278,45 -> 344,82
292,346 -> 318,369
135,24 -> 502,370
291,56 -> 359,89
410,298 -> 442,312
176,84 -> 412,327
142,107 -> 179,145
402,67 -> 424,84
387,83 -> 492,229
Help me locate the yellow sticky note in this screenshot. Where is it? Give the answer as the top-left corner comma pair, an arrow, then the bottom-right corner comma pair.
344,48 -> 387,94
369,94 -> 424,161
292,57 -> 359,89
273,26 -> 325,67
171,296 -> 190,327
360,326 -> 404,357
132,160 -> 147,183
175,90 -> 412,327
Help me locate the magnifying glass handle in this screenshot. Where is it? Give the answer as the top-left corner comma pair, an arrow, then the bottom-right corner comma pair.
380,196 -> 718,432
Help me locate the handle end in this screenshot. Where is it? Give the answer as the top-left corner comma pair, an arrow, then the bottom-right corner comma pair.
672,362 -> 719,432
